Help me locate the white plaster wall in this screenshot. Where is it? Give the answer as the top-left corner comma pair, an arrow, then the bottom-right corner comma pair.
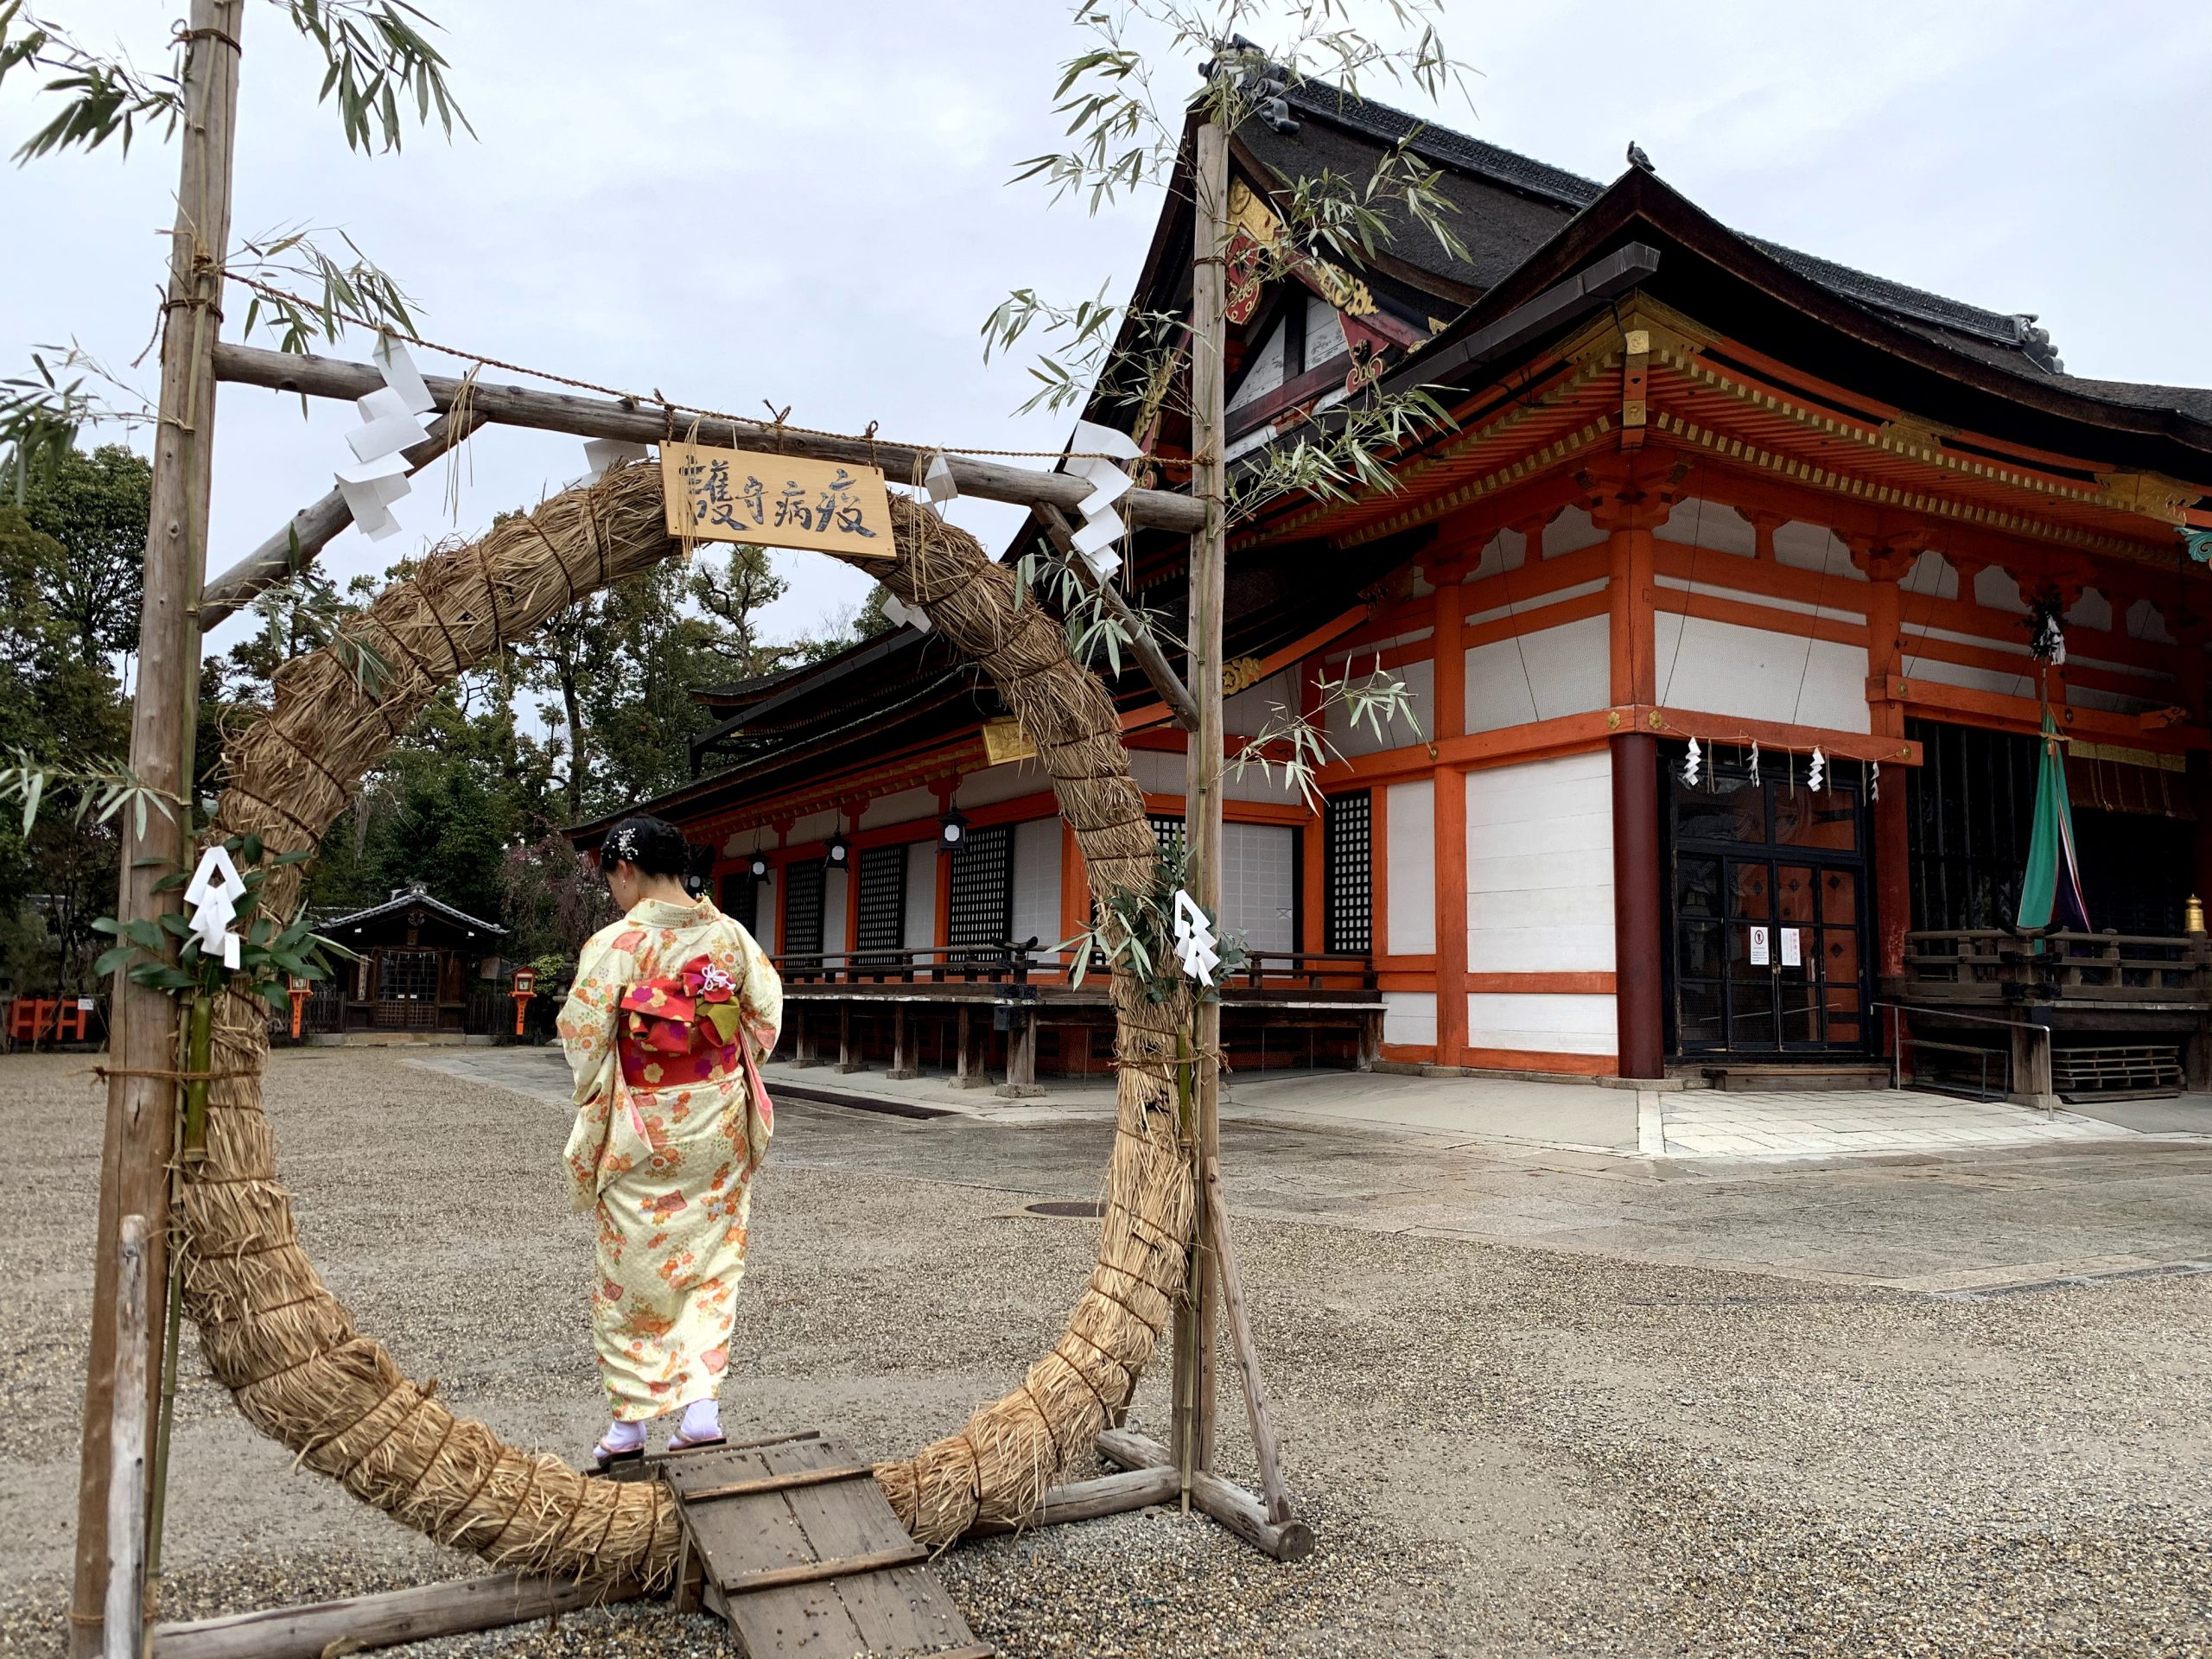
1893,653 -> 2034,698
787,810 -> 838,847
1223,667 -> 1299,734
1130,747 -> 1183,798
2129,598 -> 2175,644
1653,613 -> 1870,734
861,786 -> 937,830
1222,822 -> 1297,954
1974,566 -> 2028,613
1465,751 -> 1614,974
1384,778 -> 1435,955
1465,614 -> 1611,733
1227,316 -> 1287,413
1466,993 -> 1617,1056
1653,497 -> 1757,557
1222,759 -> 1303,804
956,757 -> 1053,809
1306,292 -> 1346,362
823,868 -> 849,957
755,869 -> 779,951
1382,989 -> 1436,1046
1467,527 -> 1528,581
1010,817 -> 1062,949
1773,522 -> 1864,581
903,839 -> 936,950
1328,658 -> 1433,756
1900,550 -> 1958,599
1544,505 -> 1607,557
2069,588 -> 2113,632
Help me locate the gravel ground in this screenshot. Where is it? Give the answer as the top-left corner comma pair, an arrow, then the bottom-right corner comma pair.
2,1048 -> 2208,1657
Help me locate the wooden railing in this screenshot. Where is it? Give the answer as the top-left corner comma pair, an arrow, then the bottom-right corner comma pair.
1904,929 -> 2212,1002
774,944 -> 1377,995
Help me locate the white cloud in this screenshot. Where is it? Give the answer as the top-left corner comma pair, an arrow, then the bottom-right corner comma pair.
4,0 -> 2209,671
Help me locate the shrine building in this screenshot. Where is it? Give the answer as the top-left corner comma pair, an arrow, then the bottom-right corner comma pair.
575,83 -> 2212,1103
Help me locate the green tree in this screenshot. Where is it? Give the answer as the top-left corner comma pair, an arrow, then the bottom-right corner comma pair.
0,446 -> 140,988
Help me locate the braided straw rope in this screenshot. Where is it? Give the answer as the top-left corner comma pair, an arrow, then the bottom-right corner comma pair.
186,465 -> 1195,1583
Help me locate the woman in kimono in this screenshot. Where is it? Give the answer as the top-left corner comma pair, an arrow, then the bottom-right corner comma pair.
557,814 -> 782,1468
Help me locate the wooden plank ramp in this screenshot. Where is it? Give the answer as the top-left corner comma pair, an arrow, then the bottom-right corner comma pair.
664,1431 -> 988,1659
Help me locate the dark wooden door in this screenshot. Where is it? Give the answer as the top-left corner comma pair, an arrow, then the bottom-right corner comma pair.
1667,761 -> 1869,1056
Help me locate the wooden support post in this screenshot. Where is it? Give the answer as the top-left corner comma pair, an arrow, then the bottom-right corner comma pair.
886,1003 -> 916,1080
149,1573 -> 643,1659
104,1217 -> 152,1659
790,1006 -> 814,1068
963,1465 -> 1180,1535
952,1004 -> 984,1088
1432,563 -> 1468,1070
1610,732 -> 1665,1080
1097,1428 -> 1313,1562
1173,111 -> 1229,1485
834,1005 -> 862,1073
996,1009 -> 1041,1097
74,9 -> 245,1652
1202,1159 -> 1293,1524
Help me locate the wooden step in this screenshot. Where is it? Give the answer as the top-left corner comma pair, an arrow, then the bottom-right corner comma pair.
1696,1063 -> 1891,1093
664,1430 -> 986,1659
2053,1043 -> 2182,1101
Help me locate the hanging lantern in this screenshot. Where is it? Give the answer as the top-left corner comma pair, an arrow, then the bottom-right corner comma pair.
825,833 -> 850,869
938,805 -> 969,853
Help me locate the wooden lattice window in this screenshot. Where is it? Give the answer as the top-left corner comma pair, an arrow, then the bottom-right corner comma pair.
948,823 -> 1013,955
1148,813 -> 1185,870
718,871 -> 758,936
782,860 -> 825,958
1324,789 -> 1371,954
855,842 -> 909,964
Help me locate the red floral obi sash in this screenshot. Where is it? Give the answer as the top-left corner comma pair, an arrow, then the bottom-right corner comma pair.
617,954 -> 747,1090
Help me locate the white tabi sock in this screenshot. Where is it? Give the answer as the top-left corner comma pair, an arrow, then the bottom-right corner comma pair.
600,1418 -> 644,1454
679,1398 -> 721,1443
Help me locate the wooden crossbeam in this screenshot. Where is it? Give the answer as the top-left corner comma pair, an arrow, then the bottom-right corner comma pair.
198,408 -> 484,628
720,1543 -> 929,1598
149,1572 -> 640,1659
205,340 -> 1207,620
681,1462 -> 874,1503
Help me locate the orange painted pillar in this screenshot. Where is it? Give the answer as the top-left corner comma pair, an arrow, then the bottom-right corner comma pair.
1299,657 -> 1325,957
1059,818 -> 1088,965
1589,474 -> 1675,1077
1431,563 -> 1468,1067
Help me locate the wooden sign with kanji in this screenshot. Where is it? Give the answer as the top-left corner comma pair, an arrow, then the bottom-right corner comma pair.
663,443 -> 895,559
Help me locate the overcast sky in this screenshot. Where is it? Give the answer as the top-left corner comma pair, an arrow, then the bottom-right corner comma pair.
6,0 -> 2211,662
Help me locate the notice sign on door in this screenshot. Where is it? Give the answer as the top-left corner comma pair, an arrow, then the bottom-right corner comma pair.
1780,926 -> 1802,968
1748,925 -> 1770,966
662,443 -> 895,559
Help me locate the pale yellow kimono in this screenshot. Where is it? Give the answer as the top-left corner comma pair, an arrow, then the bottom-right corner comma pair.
557,895 -> 783,1421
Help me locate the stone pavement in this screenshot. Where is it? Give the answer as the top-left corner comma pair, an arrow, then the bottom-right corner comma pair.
416,1045 -> 2212,1295
442,1044 -> 2212,1161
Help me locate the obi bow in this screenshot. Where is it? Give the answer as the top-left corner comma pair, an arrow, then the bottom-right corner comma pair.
619,955 -> 746,1056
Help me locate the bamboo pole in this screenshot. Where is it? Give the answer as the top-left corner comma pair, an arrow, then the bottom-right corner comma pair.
103,1217 -> 153,1659
73,8 -> 245,1652
1171,114 -> 1229,1480
1034,501 -> 1200,731
1203,1156 -> 1292,1523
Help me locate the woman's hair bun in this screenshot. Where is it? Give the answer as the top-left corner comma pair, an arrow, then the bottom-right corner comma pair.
601,814 -> 690,878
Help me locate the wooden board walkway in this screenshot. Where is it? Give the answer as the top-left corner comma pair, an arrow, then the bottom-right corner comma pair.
662,1430 -> 988,1659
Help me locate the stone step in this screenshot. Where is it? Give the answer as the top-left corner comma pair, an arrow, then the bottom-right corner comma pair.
1695,1063 -> 1892,1093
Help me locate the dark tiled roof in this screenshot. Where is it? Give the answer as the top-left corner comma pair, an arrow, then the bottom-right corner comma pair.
321,884 -> 505,936
1272,79 -> 2057,365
